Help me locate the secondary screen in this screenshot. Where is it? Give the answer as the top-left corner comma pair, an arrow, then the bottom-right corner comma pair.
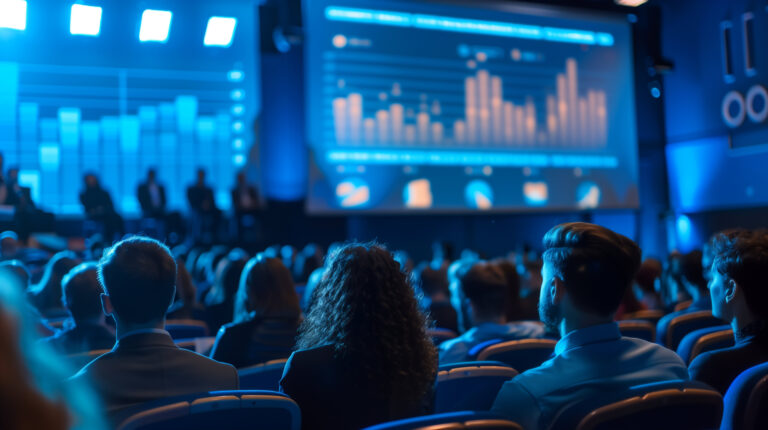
305,0 -> 638,212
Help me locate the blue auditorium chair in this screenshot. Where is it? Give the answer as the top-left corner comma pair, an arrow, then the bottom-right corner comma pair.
657,311 -> 725,350
549,380 -> 723,430
429,328 -> 458,345
238,358 -> 289,390
473,339 -> 557,372
720,362 -> 768,430
115,390 -> 299,430
363,411 -> 521,430
617,320 -> 655,342
619,309 -> 665,325
675,325 -> 732,364
165,319 -> 209,340
434,362 -> 518,413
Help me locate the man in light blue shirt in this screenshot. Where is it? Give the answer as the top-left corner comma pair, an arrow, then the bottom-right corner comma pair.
439,261 -> 545,364
492,223 -> 688,430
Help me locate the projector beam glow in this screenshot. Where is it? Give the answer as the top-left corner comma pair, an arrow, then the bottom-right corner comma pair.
0,0 -> 27,31
70,4 -> 102,36
204,16 -> 237,47
139,9 -> 172,42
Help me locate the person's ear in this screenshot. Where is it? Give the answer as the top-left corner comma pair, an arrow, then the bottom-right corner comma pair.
101,293 -> 114,317
552,276 -> 566,304
725,279 -> 738,303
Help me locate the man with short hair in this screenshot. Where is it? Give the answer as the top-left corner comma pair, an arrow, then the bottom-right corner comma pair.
41,263 -> 115,354
492,223 -> 688,430
655,250 -> 713,343
689,229 -> 768,394
438,262 -> 544,364
71,236 -> 238,419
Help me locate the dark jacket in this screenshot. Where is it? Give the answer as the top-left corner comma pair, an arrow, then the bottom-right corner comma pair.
137,182 -> 167,216
70,331 -> 238,420
40,321 -> 116,354
280,344 -> 434,430
210,316 -> 300,368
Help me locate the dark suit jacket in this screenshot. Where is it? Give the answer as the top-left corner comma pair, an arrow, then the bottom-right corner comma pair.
137,182 -> 167,216
80,187 -> 116,216
689,329 -> 768,394
210,316 -> 300,368
231,185 -> 260,213
70,331 -> 238,419
187,185 -> 217,213
280,344 -> 434,430
41,321 -> 116,354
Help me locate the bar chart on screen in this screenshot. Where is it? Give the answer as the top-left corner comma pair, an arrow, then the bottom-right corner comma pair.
0,61 -> 249,214
328,56 -> 607,149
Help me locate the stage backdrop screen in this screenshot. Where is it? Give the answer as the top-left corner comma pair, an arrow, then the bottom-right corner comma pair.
0,0 -> 258,215
304,0 -> 638,213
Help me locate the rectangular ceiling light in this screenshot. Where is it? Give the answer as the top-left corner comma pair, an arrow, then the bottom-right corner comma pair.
70,4 -> 102,36
204,16 -> 237,47
615,0 -> 649,6
139,9 -> 172,42
0,0 -> 27,31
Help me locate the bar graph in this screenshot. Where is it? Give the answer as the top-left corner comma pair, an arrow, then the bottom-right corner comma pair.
329,57 -> 607,149
0,61 -> 250,214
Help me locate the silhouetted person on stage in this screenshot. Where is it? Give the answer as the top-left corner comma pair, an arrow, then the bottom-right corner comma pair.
80,174 -> 124,241
230,171 -> 261,242
6,167 -> 54,240
187,168 -> 221,244
137,169 -> 183,241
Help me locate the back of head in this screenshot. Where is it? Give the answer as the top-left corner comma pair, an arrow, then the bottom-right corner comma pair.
99,236 -> 177,324
543,222 -> 641,317
493,258 -> 522,318
635,258 -> 662,293
417,266 -> 449,298
235,256 -> 299,322
680,250 -> 707,293
458,262 -> 508,322
206,257 -> 247,307
62,263 -> 103,323
297,242 -> 436,401
0,230 -> 19,258
33,251 -> 79,309
0,260 -> 30,290
711,229 -> 768,321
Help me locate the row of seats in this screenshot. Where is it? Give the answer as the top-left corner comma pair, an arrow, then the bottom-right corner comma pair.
114,360 -> 768,430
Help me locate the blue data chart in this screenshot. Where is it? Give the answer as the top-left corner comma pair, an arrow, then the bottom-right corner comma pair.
0,0 -> 258,215
304,0 -> 638,213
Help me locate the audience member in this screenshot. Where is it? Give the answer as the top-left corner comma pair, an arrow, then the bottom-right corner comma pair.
656,250 -> 713,342
517,260 -> 544,321
166,258 -> 205,320
40,263 -> 115,354
0,230 -> 20,260
689,229 -> 768,394
70,237 -> 238,420
493,258 -> 524,322
492,223 -> 688,430
27,251 -> 79,318
293,243 -> 323,284
414,265 -> 458,332
0,261 -> 108,430
210,256 -> 301,368
203,255 -> 248,333
280,243 -> 436,430
439,262 -> 544,364
79,174 -> 125,241
632,258 -> 663,310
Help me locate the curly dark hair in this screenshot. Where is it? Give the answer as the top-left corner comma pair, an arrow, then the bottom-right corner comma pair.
712,229 -> 768,320
296,242 -> 437,406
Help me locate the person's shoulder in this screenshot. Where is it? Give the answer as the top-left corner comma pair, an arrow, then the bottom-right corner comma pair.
689,346 -> 734,374
178,347 -> 238,375
622,336 -> 685,361
288,344 -> 334,366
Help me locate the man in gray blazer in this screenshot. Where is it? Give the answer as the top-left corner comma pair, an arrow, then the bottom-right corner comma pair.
71,236 -> 238,420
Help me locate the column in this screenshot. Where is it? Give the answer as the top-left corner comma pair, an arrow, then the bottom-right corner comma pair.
390,103 -> 403,145
491,76 -> 503,145
333,97 -> 348,145
465,76 -> 477,145
347,93 -> 362,145
477,70 -> 490,143
0,63 -> 19,157
58,108 -> 81,213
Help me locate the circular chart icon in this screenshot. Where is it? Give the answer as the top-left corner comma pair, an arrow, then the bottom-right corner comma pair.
465,179 -> 494,210
335,178 -> 370,208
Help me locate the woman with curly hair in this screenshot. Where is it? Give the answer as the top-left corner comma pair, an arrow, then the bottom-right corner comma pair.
279,242 -> 437,430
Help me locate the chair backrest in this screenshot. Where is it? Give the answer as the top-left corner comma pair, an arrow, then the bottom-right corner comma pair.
116,390 -> 299,430
721,362 -> 768,430
363,411 -> 518,430
673,300 -> 693,312
577,387 -> 723,430
620,310 -> 664,325
435,363 -> 518,413
617,320 -> 655,342
429,328 -> 458,345
675,325 -> 732,364
165,319 -> 209,339
549,380 -> 722,430
664,311 -> 724,350
548,380 -> 721,430
475,339 -> 557,372
238,358 -> 289,390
